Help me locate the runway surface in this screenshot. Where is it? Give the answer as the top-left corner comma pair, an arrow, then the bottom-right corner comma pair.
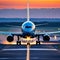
0,43 -> 60,60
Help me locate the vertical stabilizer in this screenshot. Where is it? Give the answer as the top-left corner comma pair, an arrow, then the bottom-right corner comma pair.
27,0 -> 30,21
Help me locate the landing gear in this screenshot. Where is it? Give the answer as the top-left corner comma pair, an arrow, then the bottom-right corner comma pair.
36,35 -> 40,45
17,36 -> 21,45
36,41 -> 40,45
17,41 -> 21,45
27,42 -> 30,45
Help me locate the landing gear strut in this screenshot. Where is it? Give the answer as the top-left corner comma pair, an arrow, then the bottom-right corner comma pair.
36,41 -> 40,45
36,35 -> 40,45
17,41 -> 21,45
17,36 -> 21,45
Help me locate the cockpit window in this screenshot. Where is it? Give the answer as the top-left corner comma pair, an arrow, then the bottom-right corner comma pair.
25,26 -> 32,28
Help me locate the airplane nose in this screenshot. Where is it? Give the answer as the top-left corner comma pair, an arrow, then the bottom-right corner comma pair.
22,21 -> 35,32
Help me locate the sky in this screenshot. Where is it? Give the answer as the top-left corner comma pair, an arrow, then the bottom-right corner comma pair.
0,0 -> 60,9
0,0 -> 60,18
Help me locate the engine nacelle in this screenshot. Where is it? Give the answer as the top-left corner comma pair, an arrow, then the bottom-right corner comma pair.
7,35 -> 14,42
43,35 -> 50,41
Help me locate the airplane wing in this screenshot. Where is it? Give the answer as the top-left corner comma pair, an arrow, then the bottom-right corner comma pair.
35,23 -> 48,27
0,31 -> 60,36
0,31 -> 22,36
0,31 -> 60,44
35,31 -> 60,36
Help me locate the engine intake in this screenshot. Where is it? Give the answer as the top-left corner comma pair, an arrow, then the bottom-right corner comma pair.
7,36 -> 14,42
43,35 -> 50,41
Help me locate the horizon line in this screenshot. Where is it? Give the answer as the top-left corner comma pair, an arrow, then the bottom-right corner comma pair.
0,8 -> 60,10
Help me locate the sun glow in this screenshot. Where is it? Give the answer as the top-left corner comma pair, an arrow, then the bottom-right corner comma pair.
21,37 -> 37,45
23,36 -> 33,41
26,36 -> 31,40
3,40 -> 16,45
0,0 -> 60,9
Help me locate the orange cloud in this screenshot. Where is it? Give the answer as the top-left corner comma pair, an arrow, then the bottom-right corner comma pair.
0,0 -> 60,9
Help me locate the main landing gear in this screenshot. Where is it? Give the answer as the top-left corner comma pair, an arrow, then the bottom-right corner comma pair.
17,36 -> 21,45
17,41 -> 21,45
36,41 -> 40,45
16,35 -> 41,45
36,35 -> 40,45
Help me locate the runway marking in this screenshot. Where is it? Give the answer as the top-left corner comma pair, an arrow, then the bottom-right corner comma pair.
26,44 -> 30,60
0,58 -> 25,59
2,48 -> 57,51
0,58 -> 8,59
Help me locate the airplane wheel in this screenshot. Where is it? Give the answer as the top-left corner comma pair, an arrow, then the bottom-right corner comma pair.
27,43 -> 30,45
36,41 -> 40,45
17,41 -> 21,45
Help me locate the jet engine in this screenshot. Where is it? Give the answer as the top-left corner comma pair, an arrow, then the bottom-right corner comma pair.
43,35 -> 50,41
7,35 -> 14,42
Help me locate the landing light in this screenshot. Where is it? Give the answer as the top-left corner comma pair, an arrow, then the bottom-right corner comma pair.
21,37 -> 36,45
26,36 -> 32,40
54,35 -> 57,40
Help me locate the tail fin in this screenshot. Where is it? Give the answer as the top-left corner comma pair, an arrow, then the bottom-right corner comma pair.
27,0 -> 30,21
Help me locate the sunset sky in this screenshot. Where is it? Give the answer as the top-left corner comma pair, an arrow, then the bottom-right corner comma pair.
0,0 -> 60,18
0,0 -> 60,9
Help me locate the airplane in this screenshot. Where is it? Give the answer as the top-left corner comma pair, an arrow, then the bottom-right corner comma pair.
0,0 -> 60,45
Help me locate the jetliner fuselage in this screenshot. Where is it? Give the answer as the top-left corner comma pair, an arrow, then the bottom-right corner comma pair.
22,21 -> 35,38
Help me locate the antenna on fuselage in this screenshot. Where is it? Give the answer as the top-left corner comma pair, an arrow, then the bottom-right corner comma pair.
27,0 -> 30,21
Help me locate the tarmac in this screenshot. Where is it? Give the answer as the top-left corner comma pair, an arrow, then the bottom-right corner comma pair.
0,42 -> 60,60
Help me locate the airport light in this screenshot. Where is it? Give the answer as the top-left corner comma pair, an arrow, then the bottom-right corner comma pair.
54,35 -> 57,40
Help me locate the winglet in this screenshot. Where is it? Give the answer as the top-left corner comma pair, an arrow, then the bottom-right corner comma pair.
27,0 -> 30,21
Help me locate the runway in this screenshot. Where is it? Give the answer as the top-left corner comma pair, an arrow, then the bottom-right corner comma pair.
0,43 -> 60,60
